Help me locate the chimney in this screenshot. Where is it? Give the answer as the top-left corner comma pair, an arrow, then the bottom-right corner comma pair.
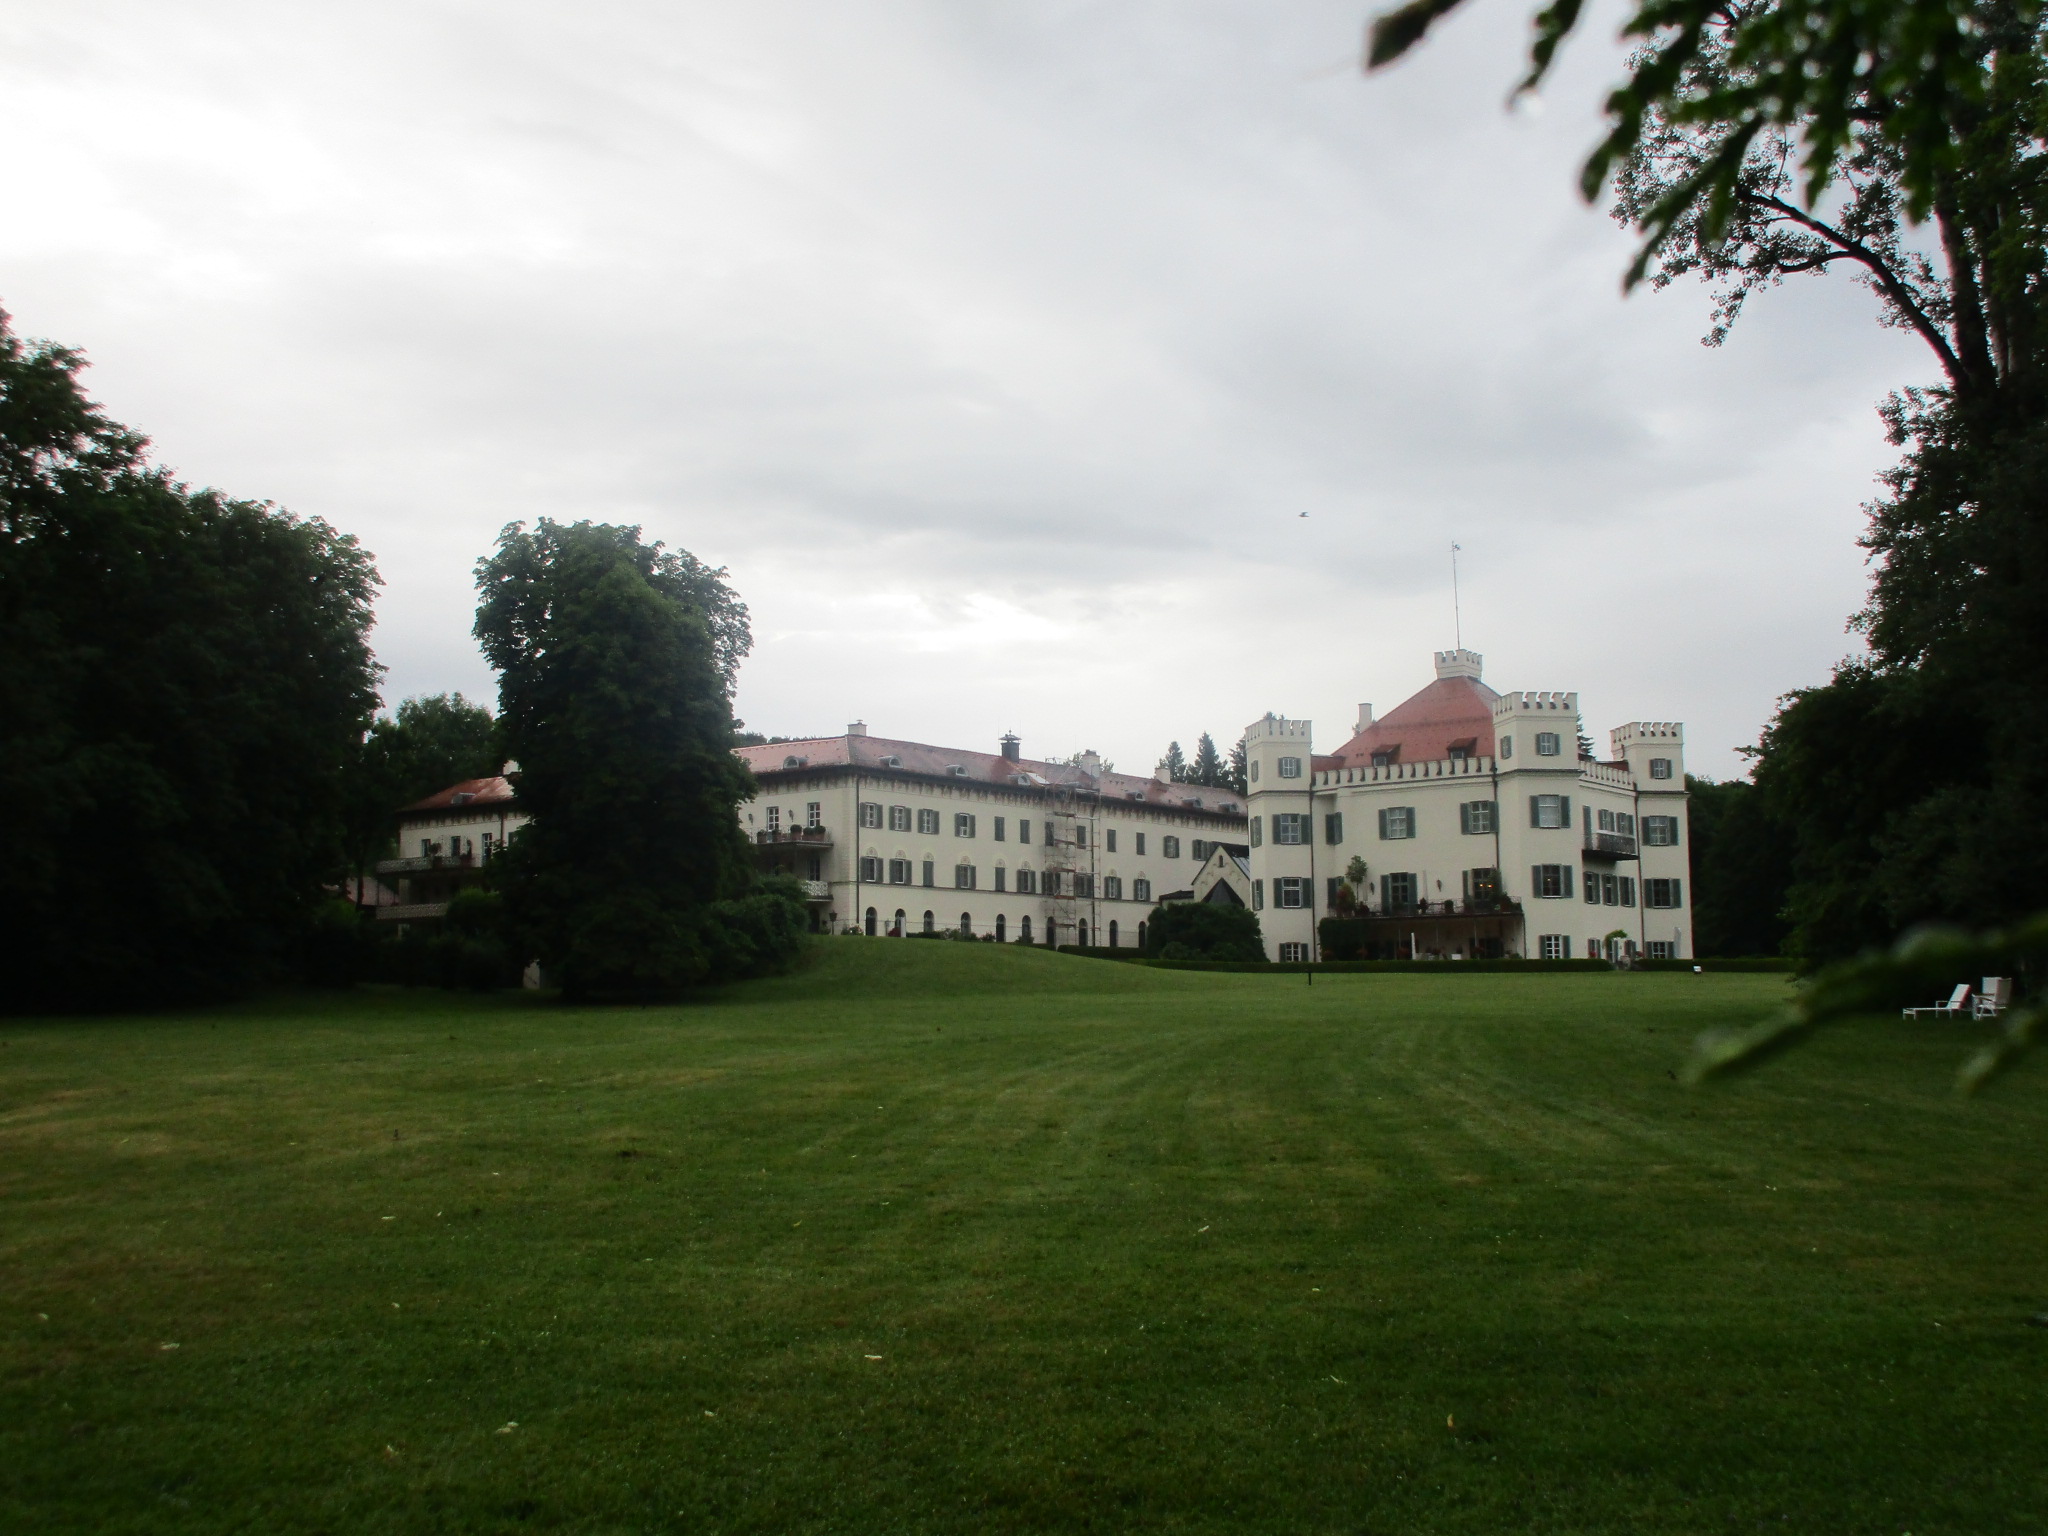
1079,749 -> 1102,778
1356,703 -> 1373,733
1155,764 -> 1171,784
847,721 -> 867,737
1000,732 -> 1021,762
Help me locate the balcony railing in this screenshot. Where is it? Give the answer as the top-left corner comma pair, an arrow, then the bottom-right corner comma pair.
800,880 -> 831,900
374,853 -> 478,876
1583,831 -> 1639,858
1346,898 -> 1523,919
375,902 -> 451,921
754,827 -> 832,846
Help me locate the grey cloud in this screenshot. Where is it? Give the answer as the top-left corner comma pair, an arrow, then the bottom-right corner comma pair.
0,0 -> 1929,776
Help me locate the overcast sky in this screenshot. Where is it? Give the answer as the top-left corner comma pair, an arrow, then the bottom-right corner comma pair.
0,0 -> 1936,777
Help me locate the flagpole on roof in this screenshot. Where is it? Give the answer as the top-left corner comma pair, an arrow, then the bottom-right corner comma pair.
1450,542 -> 1464,650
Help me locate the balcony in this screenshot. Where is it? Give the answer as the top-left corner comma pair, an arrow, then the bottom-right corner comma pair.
375,853 -> 477,876
1363,898 -> 1523,919
754,827 -> 832,847
800,880 -> 831,900
1583,831 -> 1639,860
375,902 -> 450,922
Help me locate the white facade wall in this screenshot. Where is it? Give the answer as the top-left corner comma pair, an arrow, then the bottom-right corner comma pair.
743,768 -> 1243,945
1245,673 -> 1692,962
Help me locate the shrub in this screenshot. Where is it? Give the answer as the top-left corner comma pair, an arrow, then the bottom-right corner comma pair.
299,898 -> 376,988
1144,902 -> 1266,962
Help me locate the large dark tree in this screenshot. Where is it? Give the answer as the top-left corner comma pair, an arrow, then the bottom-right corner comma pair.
1684,775 -> 1795,956
0,311 -> 381,1009
1190,731 -> 1225,789
473,519 -> 800,998
1613,4 -> 2048,955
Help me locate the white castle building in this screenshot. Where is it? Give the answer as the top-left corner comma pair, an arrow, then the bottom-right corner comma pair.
733,725 -> 1247,946
1244,649 -> 1691,963
374,650 -> 1689,963
372,733 -> 1247,948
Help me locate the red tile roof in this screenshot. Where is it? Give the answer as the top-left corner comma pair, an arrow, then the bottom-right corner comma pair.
1325,675 -> 1501,770
399,776 -> 519,814
737,733 -> 1247,819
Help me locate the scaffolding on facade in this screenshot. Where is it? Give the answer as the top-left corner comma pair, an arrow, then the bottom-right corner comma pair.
1039,777 -> 1102,947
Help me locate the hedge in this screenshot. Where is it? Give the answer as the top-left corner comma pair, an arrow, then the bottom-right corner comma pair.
1636,957 -> 1798,973
1055,948 -> 1797,975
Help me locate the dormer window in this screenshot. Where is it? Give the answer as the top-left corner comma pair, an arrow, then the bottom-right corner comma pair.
450,791 -> 475,805
782,755 -> 807,769
947,764 -> 968,777
880,754 -> 902,768
1370,748 -> 1397,768
1447,739 -> 1475,763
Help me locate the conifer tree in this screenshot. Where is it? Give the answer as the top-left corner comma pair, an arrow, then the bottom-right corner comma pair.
1226,736 -> 1249,796
1158,740 -> 1187,783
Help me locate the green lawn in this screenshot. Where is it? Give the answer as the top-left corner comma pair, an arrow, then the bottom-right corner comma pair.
3,943 -> 2044,1535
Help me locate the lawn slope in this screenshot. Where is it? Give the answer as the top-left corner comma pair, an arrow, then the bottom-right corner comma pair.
2,942 -> 2043,1534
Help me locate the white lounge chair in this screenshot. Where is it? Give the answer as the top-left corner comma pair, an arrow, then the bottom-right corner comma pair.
1903,983 -> 1972,1020
1974,977 -> 2013,1018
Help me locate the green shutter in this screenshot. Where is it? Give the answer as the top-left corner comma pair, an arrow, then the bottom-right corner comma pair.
1560,796 -> 1571,824
1563,866 -> 1574,898
1531,864 -> 1543,895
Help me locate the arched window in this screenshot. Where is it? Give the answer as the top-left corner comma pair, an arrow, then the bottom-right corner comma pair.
995,914 -> 1006,942
1045,920 -> 1056,947
922,910 -> 935,934
864,906 -> 877,936
959,911 -> 973,936
1019,915 -> 1032,944
1137,920 -> 1147,950
1108,920 -> 1119,948
1079,920 -> 1089,947
892,908 -> 906,936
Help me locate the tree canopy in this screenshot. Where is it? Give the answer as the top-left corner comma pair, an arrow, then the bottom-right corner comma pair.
1368,0 -> 2044,285
0,310 -> 381,1008
473,519 -> 800,998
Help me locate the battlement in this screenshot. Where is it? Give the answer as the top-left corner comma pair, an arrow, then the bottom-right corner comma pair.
1612,721 -> 1683,750
1433,648 -> 1483,680
1494,690 -> 1578,716
1580,759 -> 1637,790
1244,712 -> 1312,742
1316,756 -> 1495,787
